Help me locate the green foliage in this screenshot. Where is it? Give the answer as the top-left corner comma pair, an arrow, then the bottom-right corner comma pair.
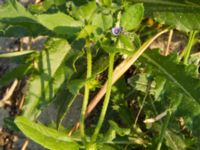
132,0 -> 200,32
142,50 -> 200,103
121,3 -> 144,31
23,38 -> 71,120
0,0 -> 199,149
15,117 -> 79,150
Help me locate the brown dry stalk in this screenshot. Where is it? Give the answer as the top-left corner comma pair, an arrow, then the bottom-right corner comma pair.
21,139 -> 29,150
0,79 -> 18,107
35,0 -> 42,4
68,29 -> 169,136
165,29 -> 173,56
18,95 -> 25,112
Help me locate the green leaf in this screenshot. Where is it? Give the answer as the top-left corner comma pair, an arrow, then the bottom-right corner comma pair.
22,38 -> 71,120
37,12 -> 83,36
67,79 -> 85,95
132,0 -> 200,32
165,129 -> 187,150
118,35 -> 136,52
0,0 -> 49,36
0,0 -> 35,20
175,97 -> 200,140
121,3 -> 144,31
108,120 -> 130,136
141,50 -> 200,105
15,117 -> 79,150
92,13 -> 113,32
0,64 -> 32,88
72,1 -> 97,22
0,50 -> 35,58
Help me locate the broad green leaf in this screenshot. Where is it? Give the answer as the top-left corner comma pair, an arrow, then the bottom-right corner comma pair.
118,35 -> 136,51
121,3 -> 144,31
15,117 -> 79,150
72,1 -> 97,22
22,38 -> 71,120
132,0 -> 200,32
0,0 -> 35,20
37,12 -> 83,36
92,13 -> 113,32
128,74 -> 156,94
0,50 -> 35,58
0,0 -> 49,36
141,50 -> 200,105
165,129 -> 187,150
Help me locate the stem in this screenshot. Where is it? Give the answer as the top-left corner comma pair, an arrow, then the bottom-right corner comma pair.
68,29 -> 169,135
180,31 -> 197,64
156,111 -> 171,150
80,42 -> 92,141
91,53 -> 115,142
165,29 -> 173,56
134,80 -> 151,127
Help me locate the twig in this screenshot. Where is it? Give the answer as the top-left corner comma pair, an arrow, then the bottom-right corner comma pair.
68,29 -> 169,136
165,29 -> 173,56
143,111 -> 167,124
35,0 -> 42,4
21,139 -> 29,150
0,80 -> 18,107
18,95 -> 25,112
134,80 -> 153,127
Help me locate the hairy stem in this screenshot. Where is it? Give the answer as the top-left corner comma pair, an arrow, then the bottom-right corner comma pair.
91,53 -> 115,142
80,43 -> 92,141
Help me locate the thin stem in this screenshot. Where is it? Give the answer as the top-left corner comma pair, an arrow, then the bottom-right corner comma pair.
80,42 -> 92,141
156,111 -> 171,150
165,29 -> 173,56
91,53 -> 115,142
180,31 -> 197,63
183,31 -> 197,64
134,81 -> 151,127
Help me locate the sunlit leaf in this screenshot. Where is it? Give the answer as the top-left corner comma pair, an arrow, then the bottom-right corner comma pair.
121,3 -> 144,31
22,38 -> 71,120
15,117 -> 79,150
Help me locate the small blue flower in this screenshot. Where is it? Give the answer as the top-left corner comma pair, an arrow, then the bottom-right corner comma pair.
112,27 -> 121,36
